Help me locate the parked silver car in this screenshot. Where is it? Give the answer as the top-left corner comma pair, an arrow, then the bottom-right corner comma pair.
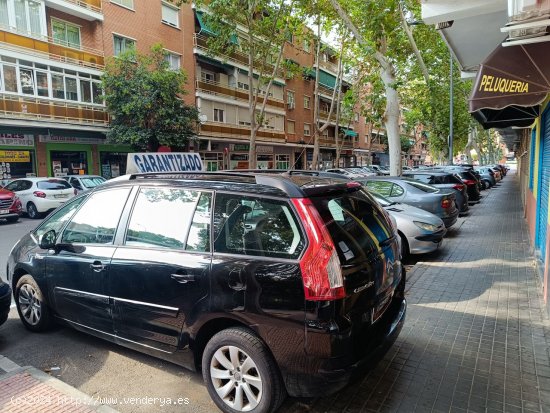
370,192 -> 446,256
358,176 -> 459,228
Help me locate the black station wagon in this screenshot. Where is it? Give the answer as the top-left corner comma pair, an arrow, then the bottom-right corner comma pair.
6,172 -> 406,413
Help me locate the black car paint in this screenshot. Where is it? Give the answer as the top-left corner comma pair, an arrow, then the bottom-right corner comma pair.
0,280 -> 11,326
6,174 -> 406,398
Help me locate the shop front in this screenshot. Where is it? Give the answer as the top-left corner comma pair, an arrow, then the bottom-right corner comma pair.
0,134 -> 37,184
98,145 -> 133,179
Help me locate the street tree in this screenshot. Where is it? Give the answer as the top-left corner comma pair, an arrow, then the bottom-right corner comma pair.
102,44 -> 199,151
197,0 -> 302,168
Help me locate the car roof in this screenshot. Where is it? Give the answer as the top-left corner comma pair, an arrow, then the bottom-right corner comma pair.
99,171 -> 356,198
67,175 -> 104,178
402,170 -> 454,176
9,177 -> 67,182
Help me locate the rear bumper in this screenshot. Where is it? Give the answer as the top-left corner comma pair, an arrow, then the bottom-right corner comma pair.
0,283 -> 12,324
441,211 -> 459,228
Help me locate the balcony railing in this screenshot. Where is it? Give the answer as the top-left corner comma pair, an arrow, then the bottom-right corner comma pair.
200,121 -> 286,143
318,60 -> 339,74
195,79 -> 285,109
0,27 -> 104,69
0,93 -> 109,127
57,0 -> 102,14
193,34 -> 284,79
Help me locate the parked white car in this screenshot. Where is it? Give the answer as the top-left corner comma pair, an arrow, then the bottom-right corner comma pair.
64,175 -> 107,194
3,178 -> 76,219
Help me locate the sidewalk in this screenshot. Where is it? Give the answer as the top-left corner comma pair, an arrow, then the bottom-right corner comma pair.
0,356 -> 118,413
281,172 -> 550,412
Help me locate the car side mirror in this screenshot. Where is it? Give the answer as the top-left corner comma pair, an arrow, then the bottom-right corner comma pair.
39,230 -> 57,250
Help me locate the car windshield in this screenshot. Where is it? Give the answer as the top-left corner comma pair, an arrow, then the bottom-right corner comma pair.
37,180 -> 72,190
81,177 -> 106,188
369,192 -> 393,207
406,180 -> 438,193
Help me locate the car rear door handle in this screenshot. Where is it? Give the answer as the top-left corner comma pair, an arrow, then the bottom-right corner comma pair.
90,261 -> 105,272
170,273 -> 195,283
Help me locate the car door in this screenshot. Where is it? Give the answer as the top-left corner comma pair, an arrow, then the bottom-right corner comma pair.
108,186 -> 212,356
47,187 -> 132,333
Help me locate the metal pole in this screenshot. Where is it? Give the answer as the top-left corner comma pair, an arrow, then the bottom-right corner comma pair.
449,48 -> 454,165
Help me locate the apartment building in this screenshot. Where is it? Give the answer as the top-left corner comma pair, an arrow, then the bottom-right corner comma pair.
0,0 -> 371,180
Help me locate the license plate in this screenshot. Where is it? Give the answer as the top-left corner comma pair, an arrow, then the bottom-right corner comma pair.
0,209 -> 8,215
54,194 -> 68,199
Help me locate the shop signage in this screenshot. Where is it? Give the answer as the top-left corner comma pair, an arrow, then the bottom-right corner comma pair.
231,144 -> 250,152
0,150 -> 30,163
478,75 -> 528,94
256,145 -> 273,154
126,153 -> 204,174
0,134 -> 34,147
38,135 -> 105,144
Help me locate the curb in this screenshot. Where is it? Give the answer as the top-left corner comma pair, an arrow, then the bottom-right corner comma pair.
0,355 -> 119,413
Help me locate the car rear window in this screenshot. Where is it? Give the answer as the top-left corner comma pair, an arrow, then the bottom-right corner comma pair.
406,180 -> 438,193
37,179 -> 72,190
311,189 -> 394,263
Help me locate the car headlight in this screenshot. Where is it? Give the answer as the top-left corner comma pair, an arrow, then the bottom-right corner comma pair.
413,221 -> 439,232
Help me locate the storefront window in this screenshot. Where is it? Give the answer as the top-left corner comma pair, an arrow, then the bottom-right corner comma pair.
100,152 -> 128,179
257,154 -> 273,169
0,150 -> 36,184
230,153 -> 249,170
50,151 -> 87,176
202,152 -> 223,171
276,154 -> 290,169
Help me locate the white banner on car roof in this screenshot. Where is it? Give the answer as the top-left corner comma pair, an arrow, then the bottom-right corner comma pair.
126,153 -> 204,174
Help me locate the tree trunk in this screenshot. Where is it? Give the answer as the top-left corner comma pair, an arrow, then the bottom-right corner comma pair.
380,63 -> 402,176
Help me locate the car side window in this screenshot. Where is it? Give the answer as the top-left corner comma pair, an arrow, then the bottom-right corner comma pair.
213,193 -> 304,259
70,178 -> 82,190
34,196 -> 87,239
4,181 -> 18,191
61,188 -> 131,244
365,181 -> 393,197
21,180 -> 32,190
390,184 -> 404,197
124,187 -> 208,250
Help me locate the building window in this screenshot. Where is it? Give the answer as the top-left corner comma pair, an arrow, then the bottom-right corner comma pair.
201,70 -> 215,83
111,0 -> 134,9
276,154 -> 290,170
113,34 -> 135,56
214,108 -> 225,123
237,81 -> 249,90
354,112 -> 359,122
0,57 -> 103,105
52,19 -> 81,49
287,120 -> 295,134
161,2 -> 179,28
304,123 -> 311,136
303,38 -> 310,53
304,95 -> 310,109
164,51 -> 180,70
287,90 -> 295,108
2,0 -> 46,37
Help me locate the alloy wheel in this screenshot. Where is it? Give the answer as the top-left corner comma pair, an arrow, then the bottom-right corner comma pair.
27,203 -> 38,219
210,345 -> 263,412
18,284 -> 42,326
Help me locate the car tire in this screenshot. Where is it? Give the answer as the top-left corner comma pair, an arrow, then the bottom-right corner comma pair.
27,202 -> 41,219
483,179 -> 491,189
15,275 -> 52,332
202,327 -> 286,413
6,216 -> 19,223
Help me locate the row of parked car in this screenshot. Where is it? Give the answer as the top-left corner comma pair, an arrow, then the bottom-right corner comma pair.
329,163 -> 508,257
0,163 -> 507,413
0,175 -> 106,222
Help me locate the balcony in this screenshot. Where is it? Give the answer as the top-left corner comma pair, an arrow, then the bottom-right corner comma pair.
0,28 -> 104,69
193,34 -> 285,80
200,121 -> 286,143
319,137 -> 353,149
317,59 -> 339,75
195,79 -> 285,109
45,0 -> 103,21
0,93 -> 109,127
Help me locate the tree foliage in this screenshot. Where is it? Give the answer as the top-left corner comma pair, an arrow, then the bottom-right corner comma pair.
102,44 -> 199,151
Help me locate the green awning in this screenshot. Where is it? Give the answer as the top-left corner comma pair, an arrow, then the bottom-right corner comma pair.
238,69 -> 285,85
319,70 -> 337,89
344,129 -> 358,138
196,11 -> 238,44
197,56 -> 234,72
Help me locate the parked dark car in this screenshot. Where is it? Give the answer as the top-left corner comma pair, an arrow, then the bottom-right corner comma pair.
0,186 -> 23,223
475,167 -> 497,189
358,176 -> 459,228
402,171 -> 469,215
436,167 -> 482,203
6,171 -> 406,413
0,280 -> 11,326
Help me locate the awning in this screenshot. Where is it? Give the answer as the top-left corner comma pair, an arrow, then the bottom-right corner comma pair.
304,69 -> 337,89
469,42 -> 550,129
196,11 -> 238,44
344,129 -> 358,137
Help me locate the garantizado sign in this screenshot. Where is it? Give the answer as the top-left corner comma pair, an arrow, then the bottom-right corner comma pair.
126,153 -> 204,174
478,75 -> 529,94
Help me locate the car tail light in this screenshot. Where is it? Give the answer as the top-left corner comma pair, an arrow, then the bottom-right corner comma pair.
462,179 -> 475,185
441,198 -> 452,209
452,184 -> 464,191
291,198 -> 345,301
33,191 -> 46,198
